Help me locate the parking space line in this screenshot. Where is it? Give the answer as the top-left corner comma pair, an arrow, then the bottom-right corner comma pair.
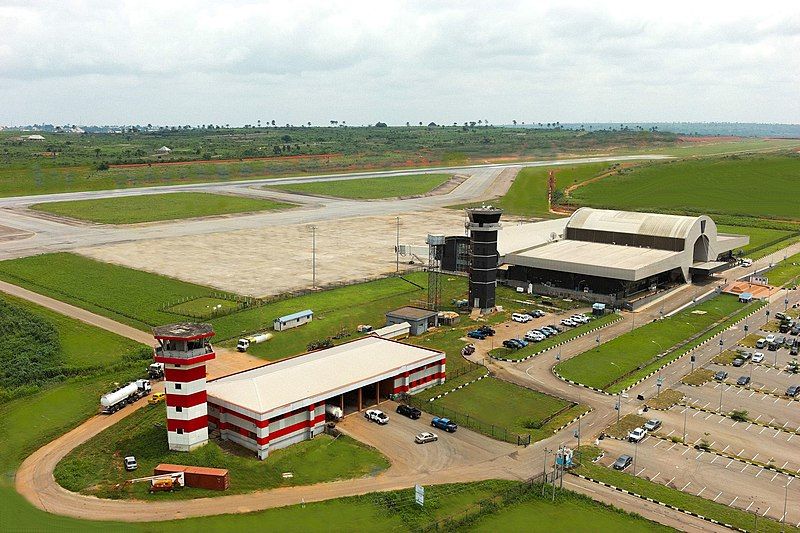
652,440 -> 661,448
755,468 -> 764,478
692,410 -> 701,418
725,385 -> 733,391
709,440 -> 716,447
681,481 -> 692,491
682,447 -> 691,456
666,429 -> 674,437
680,407 -> 687,414
710,456 -> 718,464
746,501 -> 754,511
788,401 -> 795,407
666,476 -> 675,486
762,506 -> 770,517
773,430 -> 780,438
741,464 -> 749,473
789,433 -> 794,443
696,486 -> 706,496
761,395 -> 769,401
784,421 -> 790,428
722,444 -> 729,453
652,472 -> 660,481
753,453 -> 759,461
738,448 -> 745,456
704,413 -> 713,420
771,472 -> 779,482
755,414 -> 762,421
713,491 -> 722,502
782,461 -> 789,469
731,421 -> 738,427
637,467 -> 646,476
759,426 -> 768,434
668,443 -> 677,451
769,417 -> 775,425
696,451 -> 705,460
746,423 -> 753,430
717,417 -> 725,424
731,495 -> 738,506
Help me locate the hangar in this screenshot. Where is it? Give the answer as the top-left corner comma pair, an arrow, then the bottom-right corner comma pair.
501,208 -> 748,305
206,336 -> 445,459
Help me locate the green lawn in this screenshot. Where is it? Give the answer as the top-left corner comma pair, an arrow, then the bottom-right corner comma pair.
55,403 -> 389,500
30,192 -> 293,224
489,313 -> 619,360
267,173 -> 451,199
575,446 -> 797,533
426,377 -> 587,442
569,153 -> 800,220
764,252 -> 800,286
456,162 -> 610,218
555,295 -> 752,391
717,224 -> 799,259
467,490 -> 672,532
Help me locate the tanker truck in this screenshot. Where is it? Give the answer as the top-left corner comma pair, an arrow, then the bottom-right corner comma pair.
236,332 -> 273,352
101,379 -> 151,414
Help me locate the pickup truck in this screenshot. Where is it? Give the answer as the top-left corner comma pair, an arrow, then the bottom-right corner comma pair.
431,417 -> 458,432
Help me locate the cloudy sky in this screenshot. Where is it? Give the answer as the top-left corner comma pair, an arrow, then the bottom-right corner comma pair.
1,0 -> 799,125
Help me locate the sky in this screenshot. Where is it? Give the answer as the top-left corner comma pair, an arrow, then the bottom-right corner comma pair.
1,0 -> 799,126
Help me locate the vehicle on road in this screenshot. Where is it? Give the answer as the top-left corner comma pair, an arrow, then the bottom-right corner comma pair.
236,332 -> 273,352
613,455 -> 633,470
714,371 -> 728,381
737,376 -> 751,386
101,379 -> 151,414
787,385 -> 800,397
431,417 -> 458,432
643,419 -> 662,431
755,338 -> 766,349
512,313 -> 532,323
751,352 -> 765,363
365,409 -> 388,425
467,330 -> 487,340
732,358 -> 744,367
148,392 -> 165,405
628,427 -> 647,443
124,456 -> 138,471
396,404 -> 421,420
414,432 -> 438,444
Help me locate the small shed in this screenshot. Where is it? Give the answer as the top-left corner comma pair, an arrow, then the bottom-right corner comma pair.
371,322 -> 411,340
385,306 -> 437,336
738,292 -> 753,303
156,145 -> 172,153
154,464 -> 229,491
592,302 -> 607,316
274,309 -> 313,331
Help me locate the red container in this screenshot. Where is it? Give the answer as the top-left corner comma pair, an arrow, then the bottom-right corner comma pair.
154,463 -> 230,491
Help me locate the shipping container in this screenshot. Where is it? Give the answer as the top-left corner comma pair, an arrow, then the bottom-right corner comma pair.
154,464 -> 230,491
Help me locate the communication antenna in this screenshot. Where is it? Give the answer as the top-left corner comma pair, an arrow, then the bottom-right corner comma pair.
426,234 -> 445,311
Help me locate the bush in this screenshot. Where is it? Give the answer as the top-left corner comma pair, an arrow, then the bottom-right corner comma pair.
730,409 -> 749,422
96,161 -> 109,170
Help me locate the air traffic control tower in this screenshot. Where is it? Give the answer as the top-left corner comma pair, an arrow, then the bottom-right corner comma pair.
466,207 -> 502,312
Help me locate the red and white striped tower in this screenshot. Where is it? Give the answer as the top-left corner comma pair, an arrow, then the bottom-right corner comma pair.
153,323 -> 216,452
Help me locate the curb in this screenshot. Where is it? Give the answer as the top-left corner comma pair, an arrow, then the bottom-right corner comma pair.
427,372 -> 490,402
551,406 -> 593,434
490,316 -> 623,363
678,402 -> 800,436
570,473 -> 746,532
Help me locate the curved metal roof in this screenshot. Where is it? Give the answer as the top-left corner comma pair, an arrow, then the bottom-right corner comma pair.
567,207 -> 705,240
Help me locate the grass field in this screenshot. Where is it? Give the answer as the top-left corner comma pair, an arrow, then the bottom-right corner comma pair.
569,153 -> 800,220
764,252 -> 800,286
30,192 -> 293,224
488,313 -> 619,360
717,224 -> 799,259
456,162 -> 611,218
575,446 -> 797,533
267,173 -> 451,199
55,403 -> 389,500
555,295 -> 751,391
426,377 -> 588,442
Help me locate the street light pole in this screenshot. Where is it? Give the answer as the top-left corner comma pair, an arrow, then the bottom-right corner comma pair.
633,439 -> 639,476
682,403 -> 688,443
719,382 -> 724,412
542,448 -> 550,496
310,225 -> 317,289
782,476 -> 789,532
395,216 -> 400,273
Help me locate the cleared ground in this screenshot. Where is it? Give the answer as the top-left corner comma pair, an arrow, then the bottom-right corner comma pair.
765,252 -> 800,286
266,173 -> 452,199
77,209 -> 469,297
30,192 -> 294,225
569,153 -> 800,220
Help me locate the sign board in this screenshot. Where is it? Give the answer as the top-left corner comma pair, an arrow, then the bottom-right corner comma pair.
750,275 -> 769,285
415,484 -> 424,506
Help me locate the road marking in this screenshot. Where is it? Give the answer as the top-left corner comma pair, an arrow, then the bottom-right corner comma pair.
755,468 -> 763,478
731,496 -> 739,506
666,429 -> 674,437
681,481 -> 692,491
771,472 -> 779,482
668,443 -> 677,451
761,394 -> 769,401
722,444 -> 730,453
741,464 -> 749,473
784,421 -> 790,428
709,440 -> 716,447
746,501 -> 754,511
696,451 -> 705,460
759,426 -> 768,434
693,410 -> 701,418
769,417 -> 775,425
731,421 -> 739,427
666,476 -> 675,486
652,440 -> 661,448
736,388 -> 743,396
762,507 -> 770,517
746,423 -> 753,430
752,452 -> 759,461
682,447 -> 691,456
713,491 -> 722,502
782,461 -> 789,469
705,413 -> 714,420
773,430 -> 780,438
789,401 -> 795,407
738,448 -> 745,456
789,433 -> 794,443
710,455 -> 718,464
680,407 -> 687,413
696,486 -> 706,496
637,467 -> 646,476
652,472 -> 660,481
755,414 -> 762,421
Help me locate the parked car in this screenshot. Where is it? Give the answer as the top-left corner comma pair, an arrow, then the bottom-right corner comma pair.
738,351 -> 752,360
732,358 -> 744,367
414,432 -> 438,444
477,325 -> 495,336
612,454 -> 633,470
714,370 -> 728,381
787,385 -> 800,397
124,456 -> 138,472
777,336 -> 787,347
791,324 -> 800,336
526,309 -> 545,318
462,344 -> 476,356
514,337 -> 529,347
768,341 -> 779,352
467,330 -> 487,340
396,404 -> 421,420
643,419 -> 662,431
751,352 -> 765,363
737,376 -> 751,386
548,325 -> 563,333
431,417 -> 458,432
561,318 -> 577,327
525,331 -> 545,342
541,326 -> 558,336
503,339 -> 519,349
755,338 -> 767,349
766,334 -> 776,344
628,427 -> 647,443
512,313 -> 531,323
791,341 -> 799,356
148,392 -> 166,405
775,312 -> 788,321
365,409 -> 389,425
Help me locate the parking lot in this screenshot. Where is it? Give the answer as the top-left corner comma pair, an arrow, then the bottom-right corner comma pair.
599,436 -> 800,525
464,308 -> 591,354
709,362 -> 800,399
676,382 -> 800,430
653,406 -> 800,473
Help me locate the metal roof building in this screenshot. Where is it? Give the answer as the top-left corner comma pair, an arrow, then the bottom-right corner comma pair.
206,336 -> 445,458
500,208 -> 748,305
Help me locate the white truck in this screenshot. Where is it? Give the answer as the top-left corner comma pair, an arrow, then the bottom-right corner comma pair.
236,333 -> 273,352
101,379 -> 151,414
148,362 -> 165,380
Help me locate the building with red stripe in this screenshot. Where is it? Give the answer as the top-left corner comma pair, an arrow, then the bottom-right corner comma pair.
153,323 -> 215,453
207,336 -> 445,459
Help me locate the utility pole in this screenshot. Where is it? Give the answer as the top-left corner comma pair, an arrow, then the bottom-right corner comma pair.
310,225 -> 317,289
782,477 -> 789,532
633,439 -> 639,476
616,391 -> 621,424
542,448 -> 550,496
719,383 -> 724,412
395,216 -> 400,272
683,403 -> 688,443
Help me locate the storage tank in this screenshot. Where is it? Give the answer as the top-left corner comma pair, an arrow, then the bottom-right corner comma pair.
101,382 -> 138,408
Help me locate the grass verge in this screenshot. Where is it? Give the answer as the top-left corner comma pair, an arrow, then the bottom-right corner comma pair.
266,173 -> 451,199
644,389 -> 684,410
603,414 -> 647,439
680,369 -> 714,386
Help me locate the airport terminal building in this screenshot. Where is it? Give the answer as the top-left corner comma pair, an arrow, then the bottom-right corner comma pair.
500,208 -> 747,305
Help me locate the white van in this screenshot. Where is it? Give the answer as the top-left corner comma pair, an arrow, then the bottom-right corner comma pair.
512,313 -> 531,323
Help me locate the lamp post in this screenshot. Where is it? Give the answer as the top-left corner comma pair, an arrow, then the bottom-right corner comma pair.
310,225 -> 317,289
395,216 -> 400,272
682,402 -> 688,443
633,438 -> 639,477
719,381 -> 724,412
782,476 -> 789,532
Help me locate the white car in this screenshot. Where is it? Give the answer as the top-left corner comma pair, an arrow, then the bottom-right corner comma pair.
751,352 -> 765,363
365,409 -> 388,425
766,334 -> 776,344
415,432 -> 438,444
512,313 -> 531,323
124,456 -> 138,471
525,330 -> 545,342
562,318 -> 577,327
628,427 -> 647,443
571,315 -> 589,324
